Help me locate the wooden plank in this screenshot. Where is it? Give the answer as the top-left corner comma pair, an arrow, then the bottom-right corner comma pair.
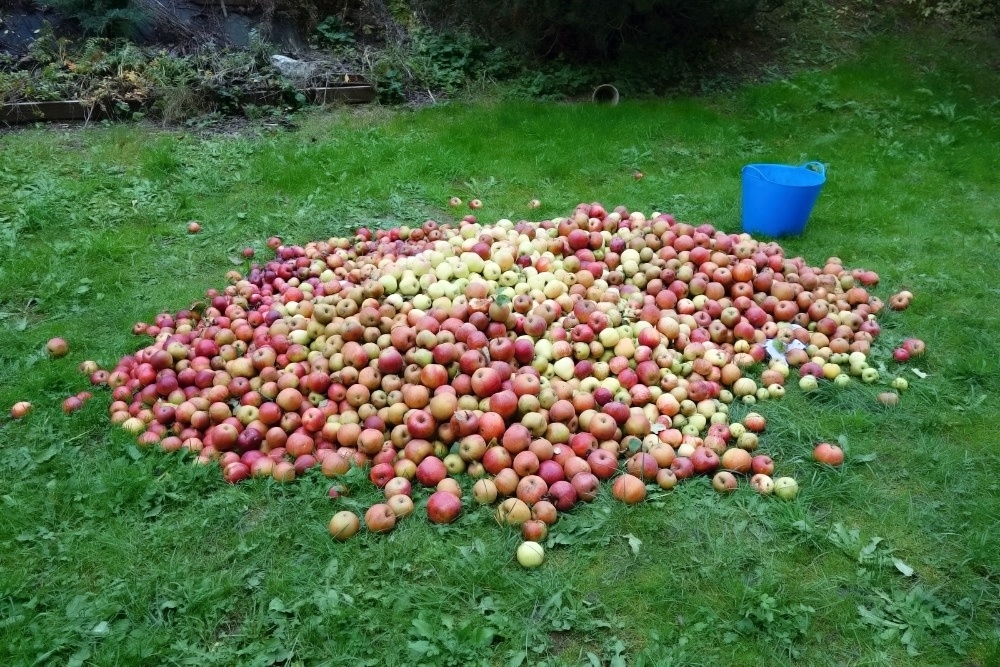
307,86 -> 377,105
1,84 -> 376,126
0,100 -> 106,125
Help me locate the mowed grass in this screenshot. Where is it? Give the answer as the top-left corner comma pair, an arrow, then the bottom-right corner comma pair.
2,26 -> 999,666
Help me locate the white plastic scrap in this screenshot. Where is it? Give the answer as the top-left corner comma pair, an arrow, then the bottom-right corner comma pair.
764,325 -> 807,364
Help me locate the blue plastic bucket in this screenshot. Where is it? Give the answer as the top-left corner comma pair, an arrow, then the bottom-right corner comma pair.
741,162 -> 826,237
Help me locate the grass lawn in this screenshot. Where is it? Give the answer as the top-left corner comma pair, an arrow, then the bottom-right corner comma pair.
2,23 -> 999,667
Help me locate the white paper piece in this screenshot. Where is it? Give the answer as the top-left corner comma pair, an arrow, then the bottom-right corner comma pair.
764,337 -> 806,364
763,325 -> 807,364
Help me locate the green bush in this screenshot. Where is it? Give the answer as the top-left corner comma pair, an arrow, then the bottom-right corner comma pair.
42,0 -> 147,38
413,0 -> 783,63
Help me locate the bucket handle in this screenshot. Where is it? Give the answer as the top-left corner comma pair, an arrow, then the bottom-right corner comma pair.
743,162 -> 826,182
800,161 -> 826,176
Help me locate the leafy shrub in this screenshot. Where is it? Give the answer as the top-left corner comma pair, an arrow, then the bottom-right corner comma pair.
505,60 -> 594,99
41,0 -> 148,38
408,29 -> 513,93
313,15 -> 357,50
365,28 -> 514,101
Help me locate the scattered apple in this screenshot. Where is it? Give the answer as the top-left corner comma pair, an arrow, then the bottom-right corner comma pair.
749,473 -> 774,495
46,337 -> 69,358
365,503 -> 397,533
10,401 -> 31,419
813,442 -> 844,466
712,470 -> 738,494
521,519 -> 548,542
878,391 -> 900,406
516,541 -> 545,568
773,477 -> 799,500
328,511 -> 360,540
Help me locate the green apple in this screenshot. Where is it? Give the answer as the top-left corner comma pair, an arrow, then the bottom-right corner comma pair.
516,541 -> 545,568
773,477 -> 799,501
798,375 -> 819,392
861,367 -> 880,383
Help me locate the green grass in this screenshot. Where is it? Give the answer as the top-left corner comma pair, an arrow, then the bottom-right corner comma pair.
2,25 -> 1000,666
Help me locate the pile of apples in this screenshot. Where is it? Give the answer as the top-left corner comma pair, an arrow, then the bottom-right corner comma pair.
67,202 -> 923,543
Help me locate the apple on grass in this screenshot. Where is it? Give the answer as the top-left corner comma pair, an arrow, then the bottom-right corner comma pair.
749,474 -> 774,495
10,401 -> 32,419
516,541 -> 545,568
472,479 -> 498,505
46,337 -> 69,358
426,490 -> 463,524
521,519 -> 548,542
387,494 -> 415,518
813,442 -> 844,466
365,503 -> 397,533
711,470 -> 738,494
328,511 -> 360,541
773,477 -> 799,500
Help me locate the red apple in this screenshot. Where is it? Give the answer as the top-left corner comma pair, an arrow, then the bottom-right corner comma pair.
364,503 -> 397,533
10,401 -> 32,419
522,519 -> 548,541
626,452 -> 659,481
587,449 -> 618,479
712,471 -> 739,494
813,442 -> 844,466
369,462 -> 396,488
570,472 -> 601,502
415,456 -> 448,487
547,479 -> 578,511
750,454 -> 774,476
427,491 -> 462,524
516,475 -> 549,505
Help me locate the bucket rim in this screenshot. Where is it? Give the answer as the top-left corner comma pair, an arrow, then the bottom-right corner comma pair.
742,161 -> 825,175
742,161 -> 826,185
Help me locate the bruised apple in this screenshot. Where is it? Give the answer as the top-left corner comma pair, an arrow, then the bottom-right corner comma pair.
328,511 -> 360,541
